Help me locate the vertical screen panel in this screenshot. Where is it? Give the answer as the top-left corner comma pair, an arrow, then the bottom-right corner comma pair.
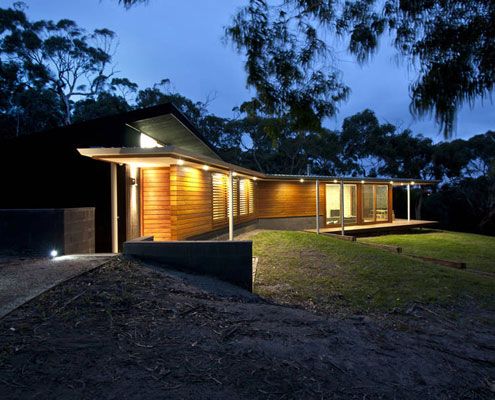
212,172 -> 228,224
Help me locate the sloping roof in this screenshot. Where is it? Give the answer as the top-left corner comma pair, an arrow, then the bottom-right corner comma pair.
4,103 -> 222,161
122,104 -> 222,160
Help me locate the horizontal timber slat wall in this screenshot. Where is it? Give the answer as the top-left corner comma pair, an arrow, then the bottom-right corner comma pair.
141,168 -> 171,240
141,165 -> 258,241
170,165 -> 213,240
256,180 -> 325,218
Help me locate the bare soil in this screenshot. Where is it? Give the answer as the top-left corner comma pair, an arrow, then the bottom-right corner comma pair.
0,257 -> 493,399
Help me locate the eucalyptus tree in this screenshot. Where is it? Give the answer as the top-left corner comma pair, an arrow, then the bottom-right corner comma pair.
119,0 -> 494,139
0,4 -> 117,125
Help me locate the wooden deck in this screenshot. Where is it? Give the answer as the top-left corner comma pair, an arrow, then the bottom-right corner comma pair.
305,219 -> 437,236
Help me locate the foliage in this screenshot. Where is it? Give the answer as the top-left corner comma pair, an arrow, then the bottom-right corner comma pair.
224,0 -> 494,138
0,4 -> 117,126
225,1 -> 349,138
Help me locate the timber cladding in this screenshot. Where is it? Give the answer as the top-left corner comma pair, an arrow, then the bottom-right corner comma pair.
141,168 -> 171,241
141,165 -> 258,241
170,165 -> 213,240
256,180 -> 325,218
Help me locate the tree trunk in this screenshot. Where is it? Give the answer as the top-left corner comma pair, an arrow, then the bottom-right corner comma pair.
62,94 -> 72,125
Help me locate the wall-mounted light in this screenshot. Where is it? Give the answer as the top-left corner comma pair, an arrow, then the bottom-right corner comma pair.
411,181 -> 415,185
389,181 -> 394,185
360,180 -> 365,184
177,159 -> 185,166
333,179 -> 338,183
232,172 -> 238,177
50,249 -> 58,258
202,165 -> 209,171
129,177 -> 137,186
252,176 -> 257,181
299,178 -> 304,183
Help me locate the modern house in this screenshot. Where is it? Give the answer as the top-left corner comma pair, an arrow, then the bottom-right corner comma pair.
0,103 -> 436,253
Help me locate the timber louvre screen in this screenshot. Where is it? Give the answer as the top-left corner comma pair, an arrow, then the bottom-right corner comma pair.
212,173 -> 228,224
212,173 -> 255,225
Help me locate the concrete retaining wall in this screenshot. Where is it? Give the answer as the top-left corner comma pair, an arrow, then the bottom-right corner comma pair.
124,237 -> 253,291
0,208 -> 95,255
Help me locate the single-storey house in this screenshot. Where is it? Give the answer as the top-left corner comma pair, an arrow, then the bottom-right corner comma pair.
0,103 -> 436,253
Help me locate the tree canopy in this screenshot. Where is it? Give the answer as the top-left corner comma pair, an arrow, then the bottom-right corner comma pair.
0,3 -> 117,127
119,0 -> 494,138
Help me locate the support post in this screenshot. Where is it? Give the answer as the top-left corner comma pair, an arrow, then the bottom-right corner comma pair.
110,163 -> 118,253
315,179 -> 320,234
228,170 -> 234,241
340,179 -> 345,236
407,184 -> 411,222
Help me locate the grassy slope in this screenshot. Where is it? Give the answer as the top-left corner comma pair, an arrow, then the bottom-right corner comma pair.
252,231 -> 494,314
359,230 -> 495,273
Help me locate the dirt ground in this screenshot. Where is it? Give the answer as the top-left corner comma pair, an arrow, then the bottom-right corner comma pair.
0,254 -> 114,318
0,257 -> 493,399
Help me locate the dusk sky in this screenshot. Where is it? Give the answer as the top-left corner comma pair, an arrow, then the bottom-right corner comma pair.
12,0 -> 495,141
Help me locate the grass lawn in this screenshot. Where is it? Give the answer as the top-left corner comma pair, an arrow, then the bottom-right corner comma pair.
252,231 -> 494,314
359,229 -> 495,274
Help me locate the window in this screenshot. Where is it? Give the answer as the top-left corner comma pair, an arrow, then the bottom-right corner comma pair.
239,179 -> 248,215
212,173 -> 228,222
325,184 -> 357,225
361,184 -> 389,222
248,179 -> 254,214
375,185 -> 388,221
212,175 -> 255,223
362,185 -> 375,222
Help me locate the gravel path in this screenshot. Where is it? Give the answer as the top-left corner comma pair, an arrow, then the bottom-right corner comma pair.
0,254 -> 115,318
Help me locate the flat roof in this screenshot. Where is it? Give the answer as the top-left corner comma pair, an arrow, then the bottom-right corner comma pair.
77,147 -> 438,185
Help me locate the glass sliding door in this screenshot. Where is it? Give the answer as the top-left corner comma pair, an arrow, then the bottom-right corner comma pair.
375,185 -> 388,221
325,184 -> 357,225
325,184 -> 340,225
361,184 -> 389,223
362,185 -> 375,222
343,184 -> 357,224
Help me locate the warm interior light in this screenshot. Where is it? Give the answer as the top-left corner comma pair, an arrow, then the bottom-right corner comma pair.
177,159 -> 185,166
140,132 -> 162,148
299,178 -> 304,183
50,250 -> 58,258
202,165 -> 209,171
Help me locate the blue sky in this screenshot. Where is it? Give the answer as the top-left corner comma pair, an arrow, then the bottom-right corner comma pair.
9,0 -> 495,141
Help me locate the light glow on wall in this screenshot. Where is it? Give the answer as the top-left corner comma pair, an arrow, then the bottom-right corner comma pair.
140,133 -> 162,148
